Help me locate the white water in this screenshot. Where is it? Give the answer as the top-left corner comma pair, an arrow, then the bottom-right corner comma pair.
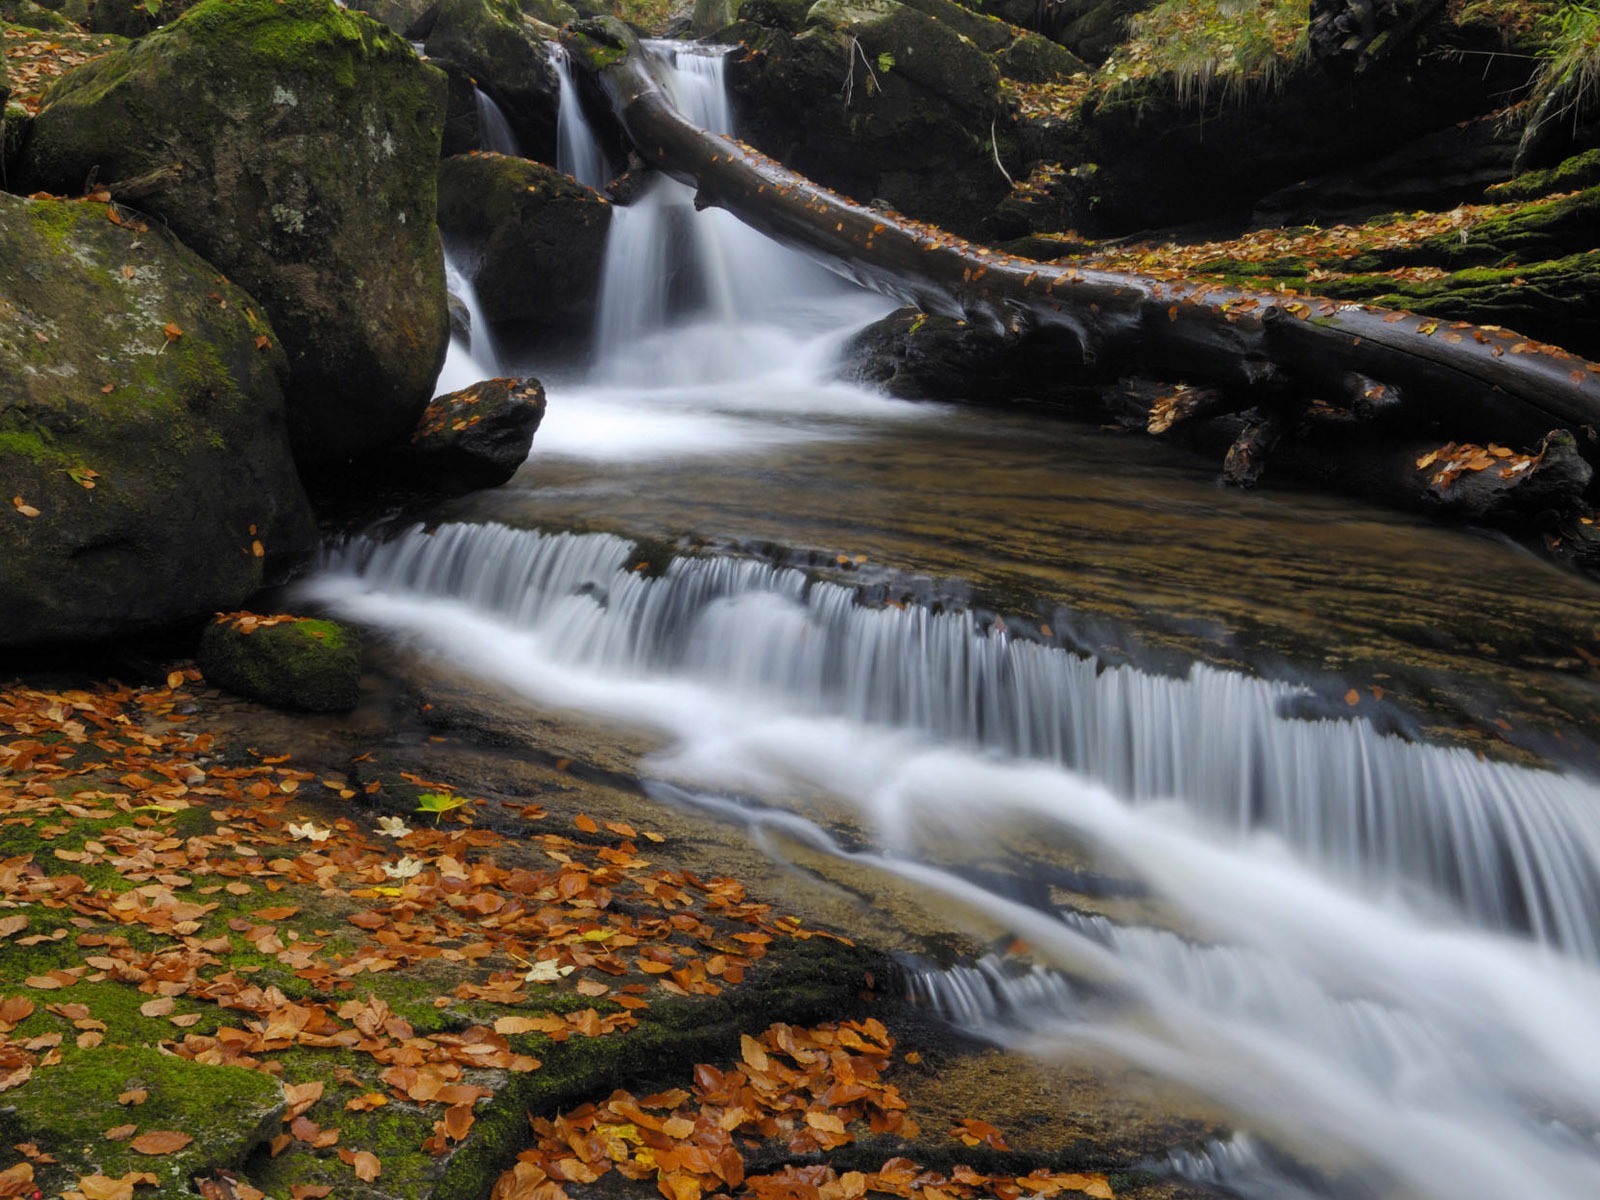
364,46 -> 1600,1200
550,44 -> 611,189
475,87 -> 522,157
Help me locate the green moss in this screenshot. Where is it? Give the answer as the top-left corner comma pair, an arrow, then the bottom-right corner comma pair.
0,426 -> 68,467
0,1046 -> 283,1195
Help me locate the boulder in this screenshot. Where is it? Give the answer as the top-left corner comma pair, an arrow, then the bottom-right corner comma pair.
347,0 -> 434,38
0,193 -> 316,649
724,0 -> 1007,233
20,0 -> 452,463
4,0 -> 77,30
199,614 -> 363,711
994,31 -> 1089,83
388,375 -> 546,492
423,0 -> 563,162
436,152 -> 611,351
86,0 -> 201,38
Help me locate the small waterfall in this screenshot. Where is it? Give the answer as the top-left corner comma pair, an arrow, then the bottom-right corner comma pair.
550,45 -> 611,189
474,87 -> 522,157
317,522 -> 1600,958
435,249 -> 501,395
589,44 -> 853,382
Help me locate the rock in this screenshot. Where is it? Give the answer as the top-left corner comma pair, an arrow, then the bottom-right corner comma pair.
20,0 -> 452,463
842,305 -> 1090,404
347,0 -> 435,37
87,0 -> 200,37
423,0 -> 563,162
994,31 -> 1089,84
724,0 -> 1007,233
1488,148 -> 1600,202
3,0 -> 77,31
199,614 -> 363,712
974,0 -> 1155,64
0,193 -> 317,649
436,153 -> 611,352
392,375 -> 547,492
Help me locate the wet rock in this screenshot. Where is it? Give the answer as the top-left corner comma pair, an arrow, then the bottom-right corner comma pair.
348,0 -> 436,38
436,152 -> 611,352
842,305 -> 1092,404
86,0 -> 200,37
423,0 -> 564,162
724,0 -> 1007,234
389,375 -> 547,493
975,0 -> 1155,64
20,0 -> 452,463
994,31 -> 1089,84
200,615 -> 363,712
0,193 -> 316,650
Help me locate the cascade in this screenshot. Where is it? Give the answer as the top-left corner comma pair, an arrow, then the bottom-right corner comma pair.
328,43 -> 1600,1200
474,87 -> 522,157
550,44 -> 611,189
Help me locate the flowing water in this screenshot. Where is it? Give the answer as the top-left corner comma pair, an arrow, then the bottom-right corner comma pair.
314,44 -> 1600,1200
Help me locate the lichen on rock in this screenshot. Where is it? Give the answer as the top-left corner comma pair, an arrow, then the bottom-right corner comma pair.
19,0 -> 452,463
0,192 -> 316,650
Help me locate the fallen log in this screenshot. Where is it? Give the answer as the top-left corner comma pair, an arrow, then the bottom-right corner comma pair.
565,19 -> 1600,480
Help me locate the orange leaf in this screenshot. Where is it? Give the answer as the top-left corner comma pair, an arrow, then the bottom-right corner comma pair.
574,813 -> 598,834
339,1149 -> 382,1182
163,323 -> 183,343
105,1124 -> 138,1141
131,1129 -> 194,1155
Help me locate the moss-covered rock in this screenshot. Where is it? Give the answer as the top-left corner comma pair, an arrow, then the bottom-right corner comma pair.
0,193 -> 317,649
2,0 -> 76,30
200,615 -> 363,711
423,0 -> 562,162
20,0 -> 451,464
1487,147 -> 1600,201
994,30 -> 1089,83
725,0 -> 1007,233
348,0 -> 435,37
436,152 -> 611,350
0,1047 -> 285,1196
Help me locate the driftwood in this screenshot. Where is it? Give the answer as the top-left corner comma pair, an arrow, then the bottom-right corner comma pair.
566,19 -> 1600,523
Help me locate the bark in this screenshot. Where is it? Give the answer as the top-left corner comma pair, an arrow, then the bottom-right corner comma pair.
566,19 -> 1600,485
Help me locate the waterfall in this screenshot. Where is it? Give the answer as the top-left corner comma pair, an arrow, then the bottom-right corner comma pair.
474,87 -> 522,157
588,44 -> 860,384
338,38 -> 1600,1200
316,522 -> 1600,959
550,44 -> 611,189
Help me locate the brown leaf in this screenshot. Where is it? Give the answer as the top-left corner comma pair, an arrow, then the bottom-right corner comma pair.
139,996 -> 175,1018
130,1129 -> 193,1154
162,323 -> 183,343
338,1149 -> 381,1182
105,1124 -> 138,1141
118,1088 -> 149,1106
0,1163 -> 32,1198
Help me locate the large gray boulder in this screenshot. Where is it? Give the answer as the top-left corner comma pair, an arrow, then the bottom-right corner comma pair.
437,152 -> 611,351
0,194 -> 317,649
20,0 -> 452,463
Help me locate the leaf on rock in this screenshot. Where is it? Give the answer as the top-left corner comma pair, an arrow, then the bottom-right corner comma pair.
130,1129 -> 194,1155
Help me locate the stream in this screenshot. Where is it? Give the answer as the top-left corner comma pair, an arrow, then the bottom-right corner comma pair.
309,44 -> 1600,1200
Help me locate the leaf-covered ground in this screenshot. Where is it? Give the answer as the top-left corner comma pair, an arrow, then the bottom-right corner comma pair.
0,661 -> 1222,1200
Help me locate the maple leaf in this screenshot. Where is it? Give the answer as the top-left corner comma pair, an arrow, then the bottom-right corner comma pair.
416,792 -> 470,823
287,821 -> 330,842
381,856 -> 423,879
376,815 -> 412,838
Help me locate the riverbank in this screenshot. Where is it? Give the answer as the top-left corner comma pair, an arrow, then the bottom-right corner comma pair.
0,640 -> 1230,1199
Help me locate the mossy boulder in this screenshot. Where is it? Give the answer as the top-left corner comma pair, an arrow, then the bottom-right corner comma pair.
423,0 -> 562,163
20,0 -> 452,464
725,0 -> 1006,233
994,30 -> 1089,83
200,615 -> 363,711
0,1047 -> 285,1196
436,152 -> 611,351
1488,148 -> 1600,201
3,0 -> 77,30
0,194 -> 316,650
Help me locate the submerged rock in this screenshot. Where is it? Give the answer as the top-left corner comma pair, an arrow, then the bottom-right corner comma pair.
20,0 -> 452,463
436,152 -> 611,353
200,614 -> 363,712
0,193 -> 316,649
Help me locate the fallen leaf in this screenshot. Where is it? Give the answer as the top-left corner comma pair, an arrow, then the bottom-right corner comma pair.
130,1129 -> 193,1155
